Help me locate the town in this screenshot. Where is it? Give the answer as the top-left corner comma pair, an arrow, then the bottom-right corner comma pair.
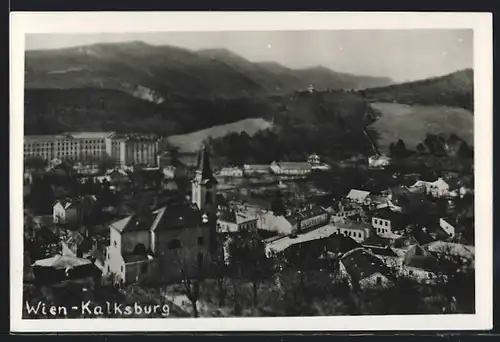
22,129 -> 475,318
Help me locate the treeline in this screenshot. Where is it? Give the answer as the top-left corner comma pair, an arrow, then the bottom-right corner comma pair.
360,69 -> 474,111
388,133 -> 474,159
208,92 -> 380,165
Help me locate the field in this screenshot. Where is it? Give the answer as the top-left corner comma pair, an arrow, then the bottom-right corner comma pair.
164,118 -> 273,153
368,102 -> 474,154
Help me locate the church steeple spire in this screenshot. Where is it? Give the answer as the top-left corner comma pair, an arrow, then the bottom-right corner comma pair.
192,144 -> 217,212
195,144 -> 216,184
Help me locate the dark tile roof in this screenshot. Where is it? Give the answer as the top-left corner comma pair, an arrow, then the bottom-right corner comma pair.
286,205 -> 327,225
372,207 -> 410,228
362,234 -> 392,248
341,248 -> 391,282
365,246 -> 398,257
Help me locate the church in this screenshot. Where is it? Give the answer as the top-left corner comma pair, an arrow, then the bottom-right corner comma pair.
104,145 -> 219,285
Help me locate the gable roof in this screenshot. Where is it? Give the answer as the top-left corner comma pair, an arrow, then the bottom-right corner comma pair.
372,207 -> 410,228
265,224 -> 355,255
341,248 -> 391,282
425,241 -> 474,259
346,189 -> 370,202
151,200 -> 204,232
32,255 -> 92,270
403,245 -> 440,272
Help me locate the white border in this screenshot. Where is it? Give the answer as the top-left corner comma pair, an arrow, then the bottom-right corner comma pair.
10,12 -> 493,332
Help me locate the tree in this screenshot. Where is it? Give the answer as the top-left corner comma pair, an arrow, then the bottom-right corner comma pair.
416,143 -> 426,154
271,191 -> 287,216
98,153 -> 116,174
24,156 -> 47,171
173,248 -> 205,318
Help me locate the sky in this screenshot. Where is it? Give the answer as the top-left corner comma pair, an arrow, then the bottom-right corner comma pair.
25,30 -> 473,82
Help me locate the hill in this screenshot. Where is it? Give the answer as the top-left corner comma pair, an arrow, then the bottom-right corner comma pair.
360,69 -> 473,111
164,118 -> 274,153
25,41 -> 394,101
368,102 -> 474,154
23,88 -> 277,136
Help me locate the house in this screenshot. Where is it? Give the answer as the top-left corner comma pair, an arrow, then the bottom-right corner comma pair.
424,241 -> 474,266
335,200 -> 363,219
242,164 -> 271,177
308,153 -> 321,165
368,154 -> 391,169
53,200 -> 78,224
217,209 -> 258,234
264,224 -> 359,257
339,248 -> 393,290
346,189 -> 370,204
329,219 -> 371,243
217,166 -> 243,178
280,233 -> 361,271
362,234 -> 401,267
161,165 -> 176,179
269,161 -> 312,176
285,204 -> 329,234
104,145 -> 218,285
410,178 -> 450,198
439,217 -> 457,239
32,254 -> 100,286
371,207 -> 410,235
401,245 -> 441,284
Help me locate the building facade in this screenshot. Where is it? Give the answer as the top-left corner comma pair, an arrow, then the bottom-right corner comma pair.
24,132 -> 160,167
270,161 -> 312,176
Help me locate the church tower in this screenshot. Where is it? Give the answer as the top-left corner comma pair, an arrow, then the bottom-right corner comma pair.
191,144 -> 217,211
191,144 -> 218,253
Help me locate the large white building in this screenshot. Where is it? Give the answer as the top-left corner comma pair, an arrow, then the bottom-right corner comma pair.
24,131 -> 160,167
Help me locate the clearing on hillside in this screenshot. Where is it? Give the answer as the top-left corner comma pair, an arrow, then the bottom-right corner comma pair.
368,102 -> 473,154
164,118 -> 273,153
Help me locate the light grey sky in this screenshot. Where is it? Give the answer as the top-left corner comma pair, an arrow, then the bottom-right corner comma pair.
26,30 -> 472,82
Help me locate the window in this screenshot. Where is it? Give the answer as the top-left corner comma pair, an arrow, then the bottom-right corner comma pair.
384,221 -> 389,227
107,265 -> 110,273
168,239 -> 182,250
108,252 -> 110,260
376,276 -> 382,286
197,236 -> 204,246
113,240 -> 117,247
141,263 -> 148,274
120,265 -> 124,273
374,218 -> 378,224
409,270 -> 413,276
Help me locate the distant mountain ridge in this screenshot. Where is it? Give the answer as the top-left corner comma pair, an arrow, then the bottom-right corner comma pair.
25,41 -> 394,101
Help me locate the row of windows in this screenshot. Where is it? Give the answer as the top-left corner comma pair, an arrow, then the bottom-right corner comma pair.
335,229 -> 364,239
373,218 -> 389,227
376,227 -> 389,234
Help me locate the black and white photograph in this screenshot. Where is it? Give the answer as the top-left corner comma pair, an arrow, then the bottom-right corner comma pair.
10,12 -> 492,332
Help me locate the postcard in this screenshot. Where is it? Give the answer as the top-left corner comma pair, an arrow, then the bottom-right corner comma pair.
10,11 -> 493,332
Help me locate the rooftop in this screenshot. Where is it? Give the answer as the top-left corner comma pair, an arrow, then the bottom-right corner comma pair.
362,234 -> 392,248
218,209 -> 257,225
62,131 -> 115,139
346,189 -> 370,202
425,241 -> 474,259
265,224 -> 344,254
32,255 -> 92,270
341,248 -> 391,282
